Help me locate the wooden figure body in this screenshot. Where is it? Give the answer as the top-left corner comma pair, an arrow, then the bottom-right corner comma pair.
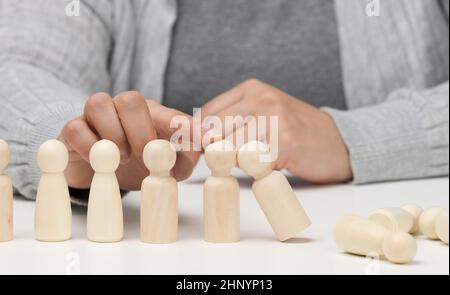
34,140 -> 72,242
335,214 -> 417,264
141,140 -> 178,243
335,214 -> 390,257
87,140 -> 123,243
204,140 -> 240,243
237,141 -> 310,242
419,207 -> 445,240
435,209 -> 449,245
0,140 -> 13,242
401,204 -> 423,234
368,207 -> 414,233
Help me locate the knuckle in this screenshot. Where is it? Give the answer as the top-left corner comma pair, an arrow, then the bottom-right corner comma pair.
146,98 -> 159,107
63,119 -> 85,137
259,90 -> 280,105
114,91 -> 145,110
243,78 -> 263,88
85,92 -> 112,111
280,131 -> 294,143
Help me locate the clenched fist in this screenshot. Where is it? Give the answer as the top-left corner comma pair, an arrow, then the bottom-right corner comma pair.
58,91 -> 200,191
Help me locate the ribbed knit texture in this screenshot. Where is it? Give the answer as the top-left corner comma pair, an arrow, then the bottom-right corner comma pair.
326,0 -> 449,183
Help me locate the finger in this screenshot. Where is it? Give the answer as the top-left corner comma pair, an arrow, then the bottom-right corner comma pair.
61,117 -> 100,162
204,99 -> 255,144
227,121 -> 287,173
225,116 -> 267,149
146,99 -> 191,139
84,92 -> 131,163
229,113 -> 290,171
201,82 -> 246,116
201,79 -> 267,116
113,91 -> 157,160
172,151 -> 198,181
146,100 -> 201,181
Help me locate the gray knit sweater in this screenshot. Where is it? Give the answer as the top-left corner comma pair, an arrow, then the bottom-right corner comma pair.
0,0 -> 448,200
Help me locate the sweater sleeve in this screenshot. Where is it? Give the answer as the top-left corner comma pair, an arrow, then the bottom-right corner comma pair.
324,82 -> 449,184
0,0 -> 114,200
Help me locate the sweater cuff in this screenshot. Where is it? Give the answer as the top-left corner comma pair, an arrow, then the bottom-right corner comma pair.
323,89 -> 448,184
18,102 -> 83,200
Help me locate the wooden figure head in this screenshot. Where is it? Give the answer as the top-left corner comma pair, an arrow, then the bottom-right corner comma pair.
37,139 -> 69,173
205,140 -> 236,176
89,139 -> 120,173
143,140 -> 177,176
237,141 -> 272,180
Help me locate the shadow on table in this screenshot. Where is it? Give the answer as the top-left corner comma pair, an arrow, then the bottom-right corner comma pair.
122,202 -> 204,240
186,176 -> 329,190
336,252 -> 423,267
283,237 -> 316,244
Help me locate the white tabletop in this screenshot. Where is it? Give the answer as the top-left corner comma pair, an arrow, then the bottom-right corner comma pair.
1,158 -> 449,275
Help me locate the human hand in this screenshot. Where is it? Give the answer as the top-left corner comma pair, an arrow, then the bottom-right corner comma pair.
201,79 -> 352,183
59,92 -> 200,190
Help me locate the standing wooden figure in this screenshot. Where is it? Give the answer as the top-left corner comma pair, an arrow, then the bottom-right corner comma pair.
0,140 -> 13,242
87,140 -> 123,243
35,140 -> 72,242
141,140 -> 178,243
204,140 -> 240,243
237,141 -> 311,241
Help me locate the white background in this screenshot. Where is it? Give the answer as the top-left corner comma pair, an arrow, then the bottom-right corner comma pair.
1,158 -> 448,275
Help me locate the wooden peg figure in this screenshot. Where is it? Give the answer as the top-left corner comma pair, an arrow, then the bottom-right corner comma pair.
0,140 -> 13,242
237,141 -> 311,241
419,207 -> 446,240
35,139 -> 72,242
204,140 -> 240,243
368,207 -> 414,233
87,140 -> 123,243
335,215 -> 417,264
401,204 -> 423,234
141,140 -> 178,243
435,209 -> 449,245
